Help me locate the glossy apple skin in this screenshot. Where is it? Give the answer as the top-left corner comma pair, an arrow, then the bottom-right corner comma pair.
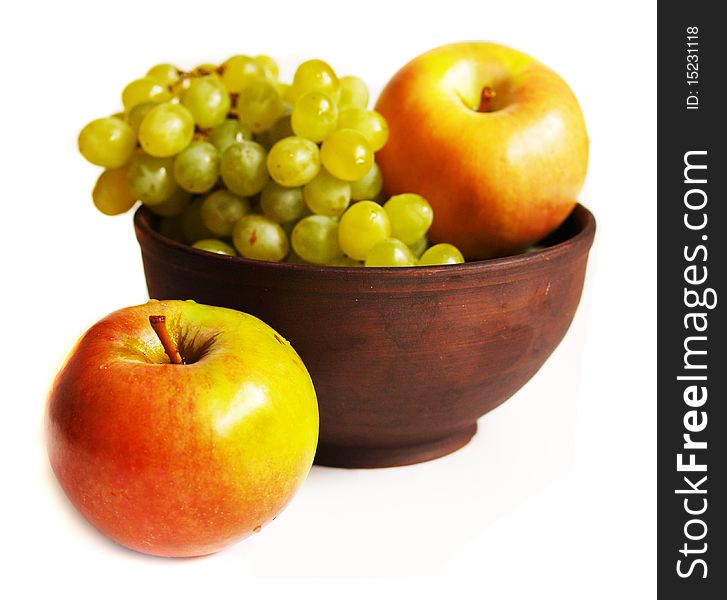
375,42 -> 589,259
46,300 -> 318,557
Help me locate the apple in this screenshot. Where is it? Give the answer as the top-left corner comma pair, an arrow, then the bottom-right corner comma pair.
375,42 -> 589,259
45,299 -> 318,557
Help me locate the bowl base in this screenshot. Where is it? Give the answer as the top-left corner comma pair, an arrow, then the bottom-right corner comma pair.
314,423 -> 478,468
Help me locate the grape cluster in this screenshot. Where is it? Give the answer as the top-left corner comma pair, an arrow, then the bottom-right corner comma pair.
79,55 -> 465,267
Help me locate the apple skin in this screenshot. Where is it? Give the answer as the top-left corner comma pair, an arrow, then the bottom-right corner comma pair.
46,299 -> 318,558
375,42 -> 589,259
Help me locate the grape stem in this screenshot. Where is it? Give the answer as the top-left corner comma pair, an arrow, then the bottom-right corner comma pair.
166,65 -> 225,94
194,128 -> 210,141
149,315 -> 184,364
478,86 -> 496,113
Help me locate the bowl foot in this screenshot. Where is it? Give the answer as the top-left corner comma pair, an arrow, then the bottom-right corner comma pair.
314,423 -> 478,468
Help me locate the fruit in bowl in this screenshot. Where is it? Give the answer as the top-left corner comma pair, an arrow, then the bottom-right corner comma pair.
75,47 -> 595,468
78,55 -> 467,267
46,300 -> 318,556
375,41 -> 589,259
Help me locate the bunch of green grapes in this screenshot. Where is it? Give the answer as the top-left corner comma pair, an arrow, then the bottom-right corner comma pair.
79,55 -> 464,266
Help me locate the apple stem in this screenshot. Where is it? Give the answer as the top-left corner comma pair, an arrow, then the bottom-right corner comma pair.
478,86 -> 496,112
149,315 -> 184,365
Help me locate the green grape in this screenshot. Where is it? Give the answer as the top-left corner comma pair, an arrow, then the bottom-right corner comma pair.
327,255 -> 362,267
418,243 -> 465,266
255,55 -> 279,80
201,189 -> 251,236
208,119 -> 253,153
303,169 -> 351,217
320,129 -> 373,181
122,77 -> 171,111
78,117 -> 136,168
220,141 -> 269,196
365,238 -> 417,267
267,136 -> 320,187
408,236 -> 428,259
338,76 -> 369,109
269,114 -> 294,146
278,82 -> 293,102
291,92 -> 338,142
285,248 -> 312,264
173,141 -> 220,193
350,162 -> 383,201
147,187 -> 192,217
291,215 -> 341,265
181,197 -> 216,243
192,239 -> 237,256
182,76 -> 231,129
92,166 -> 137,215
233,214 -> 289,262
383,193 -> 434,245
337,108 -> 389,152
146,63 -> 180,85
280,219 -> 297,237
260,181 -> 306,223
127,101 -> 159,134
254,129 -> 273,151
236,79 -> 284,133
337,200 -> 390,260
289,59 -> 339,103
138,102 -> 195,157
127,153 -> 177,205
255,112 -> 292,150
158,214 -> 186,242
221,55 -> 266,92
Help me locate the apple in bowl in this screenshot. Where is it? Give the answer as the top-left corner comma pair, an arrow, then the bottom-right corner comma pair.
45,299 -> 318,557
375,41 -> 589,259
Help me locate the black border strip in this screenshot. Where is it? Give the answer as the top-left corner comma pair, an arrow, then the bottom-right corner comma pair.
658,5 -> 725,596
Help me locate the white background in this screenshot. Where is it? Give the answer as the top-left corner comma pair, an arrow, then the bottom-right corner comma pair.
1,0 -> 656,596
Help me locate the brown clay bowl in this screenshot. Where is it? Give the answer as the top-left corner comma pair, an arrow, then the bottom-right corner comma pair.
134,204 -> 595,468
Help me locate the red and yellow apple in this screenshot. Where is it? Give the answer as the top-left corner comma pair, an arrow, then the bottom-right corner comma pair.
375,42 -> 589,259
46,299 -> 318,557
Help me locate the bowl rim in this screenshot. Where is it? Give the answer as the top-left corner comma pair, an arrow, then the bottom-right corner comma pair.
134,203 -> 596,276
